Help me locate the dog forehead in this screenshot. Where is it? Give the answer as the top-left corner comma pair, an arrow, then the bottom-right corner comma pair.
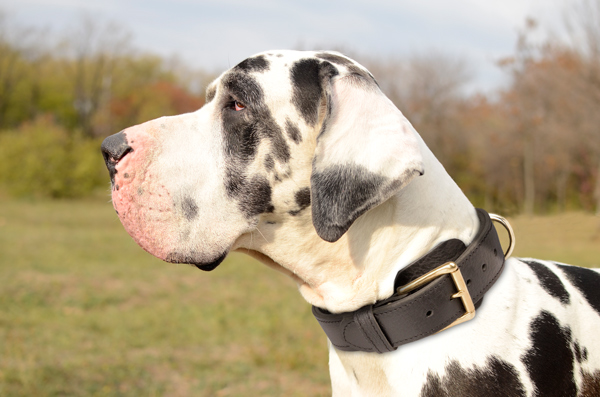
211,50 -> 364,99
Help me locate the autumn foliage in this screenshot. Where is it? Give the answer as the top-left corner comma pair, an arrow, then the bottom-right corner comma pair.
0,10 -> 599,214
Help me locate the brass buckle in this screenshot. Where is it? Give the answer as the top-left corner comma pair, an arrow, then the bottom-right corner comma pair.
396,262 -> 476,333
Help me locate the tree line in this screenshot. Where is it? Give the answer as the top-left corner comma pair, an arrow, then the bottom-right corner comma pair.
0,5 -> 599,216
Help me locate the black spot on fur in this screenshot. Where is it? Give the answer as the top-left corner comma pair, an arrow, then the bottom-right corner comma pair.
220,69 -> 298,218
291,59 -> 323,126
580,370 -> 600,396
285,118 -> 302,144
556,264 -> 600,316
243,176 -> 275,216
226,172 -> 274,217
233,55 -> 270,73
264,155 -> 275,170
166,250 -> 227,271
523,260 -> 570,305
420,357 -> 525,397
522,311 -> 577,397
289,187 -> 311,216
295,187 -> 311,209
290,59 -> 338,126
181,195 -> 199,221
311,164 -> 415,242
574,341 -> 589,364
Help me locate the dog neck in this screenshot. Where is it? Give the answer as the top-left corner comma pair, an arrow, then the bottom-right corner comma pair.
236,135 -> 479,314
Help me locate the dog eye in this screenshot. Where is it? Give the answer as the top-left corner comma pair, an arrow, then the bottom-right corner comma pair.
233,101 -> 246,111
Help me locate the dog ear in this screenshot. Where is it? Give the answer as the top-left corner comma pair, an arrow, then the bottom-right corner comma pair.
311,66 -> 424,243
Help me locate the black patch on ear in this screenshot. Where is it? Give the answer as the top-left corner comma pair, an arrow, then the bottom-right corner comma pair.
311,164 -> 389,242
233,55 -> 270,73
315,52 -> 354,66
522,311 -> 577,397
181,195 -> 199,221
522,260 -> 570,305
556,264 -> 600,315
290,59 -> 338,126
420,357 -> 525,397
285,118 -> 302,144
288,187 -> 311,216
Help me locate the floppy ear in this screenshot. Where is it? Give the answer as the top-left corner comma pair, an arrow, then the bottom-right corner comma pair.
311,69 -> 424,243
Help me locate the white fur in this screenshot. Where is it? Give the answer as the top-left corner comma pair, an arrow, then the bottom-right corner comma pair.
109,50 -> 600,396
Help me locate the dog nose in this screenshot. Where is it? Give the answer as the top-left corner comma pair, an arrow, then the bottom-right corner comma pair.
101,131 -> 132,184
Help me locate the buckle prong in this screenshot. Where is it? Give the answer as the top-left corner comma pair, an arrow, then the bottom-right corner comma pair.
396,262 -> 476,333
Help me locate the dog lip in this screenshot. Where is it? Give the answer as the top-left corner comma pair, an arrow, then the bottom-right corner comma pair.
165,250 -> 228,271
194,251 -> 228,271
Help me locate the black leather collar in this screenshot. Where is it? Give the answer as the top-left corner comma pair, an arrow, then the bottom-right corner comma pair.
312,208 -> 505,353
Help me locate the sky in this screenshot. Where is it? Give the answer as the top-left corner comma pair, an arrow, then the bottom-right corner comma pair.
1,0 -> 567,93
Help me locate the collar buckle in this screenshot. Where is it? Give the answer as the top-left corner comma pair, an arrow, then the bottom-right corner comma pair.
396,261 -> 476,333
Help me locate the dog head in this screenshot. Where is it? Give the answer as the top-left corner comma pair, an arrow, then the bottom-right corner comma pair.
101,50 -> 424,271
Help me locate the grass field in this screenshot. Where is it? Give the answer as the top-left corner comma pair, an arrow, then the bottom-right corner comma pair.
1,198 -> 599,396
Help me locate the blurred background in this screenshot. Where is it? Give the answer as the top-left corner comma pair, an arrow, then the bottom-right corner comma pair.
0,0 -> 599,396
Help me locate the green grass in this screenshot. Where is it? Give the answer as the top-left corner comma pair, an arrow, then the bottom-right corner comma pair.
497,212 -> 600,268
1,199 -> 599,396
0,198 -> 330,396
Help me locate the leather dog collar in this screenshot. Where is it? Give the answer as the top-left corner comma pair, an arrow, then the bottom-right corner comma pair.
312,208 -> 506,353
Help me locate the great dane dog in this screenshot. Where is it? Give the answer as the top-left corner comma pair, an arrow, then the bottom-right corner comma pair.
101,50 -> 600,396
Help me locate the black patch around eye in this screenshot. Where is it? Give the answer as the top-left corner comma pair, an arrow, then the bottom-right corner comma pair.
522,260 -> 570,305
290,59 -> 324,126
420,357 -> 525,397
233,55 -> 270,73
223,72 -> 264,107
285,118 -> 302,144
556,264 -> 600,316
522,311 -> 576,397
223,114 -> 260,161
181,195 -> 199,221
315,52 -> 354,66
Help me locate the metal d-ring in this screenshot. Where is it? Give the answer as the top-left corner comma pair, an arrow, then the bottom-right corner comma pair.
489,213 -> 516,259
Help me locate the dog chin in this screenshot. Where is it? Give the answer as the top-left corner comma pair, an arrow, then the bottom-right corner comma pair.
165,250 -> 228,271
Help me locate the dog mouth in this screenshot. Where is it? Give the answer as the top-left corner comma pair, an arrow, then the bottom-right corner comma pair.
165,250 -> 228,271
